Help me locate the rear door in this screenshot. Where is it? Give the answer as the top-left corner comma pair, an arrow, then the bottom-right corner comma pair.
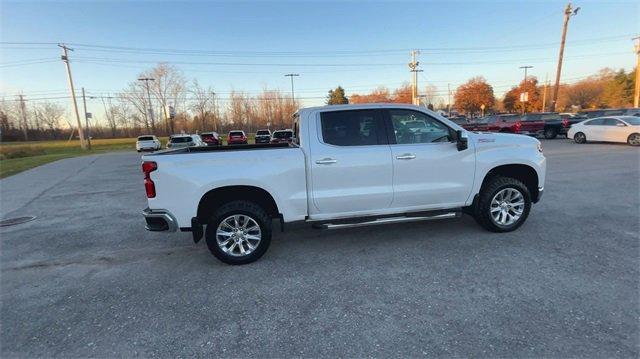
385,109 -> 475,209
309,109 -> 393,215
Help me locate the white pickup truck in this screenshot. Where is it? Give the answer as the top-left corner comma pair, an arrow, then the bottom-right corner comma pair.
142,104 -> 546,265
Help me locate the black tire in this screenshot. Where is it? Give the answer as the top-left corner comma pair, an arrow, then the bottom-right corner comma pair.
574,132 -> 587,144
627,133 -> 640,146
543,127 -> 557,139
473,176 -> 532,233
205,200 -> 272,265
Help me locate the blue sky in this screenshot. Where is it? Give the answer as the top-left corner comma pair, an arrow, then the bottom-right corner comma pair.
1,0 -> 638,116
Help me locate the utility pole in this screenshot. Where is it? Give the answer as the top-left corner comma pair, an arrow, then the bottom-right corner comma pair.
284,74 -> 299,102
519,65 -> 533,114
58,43 -> 87,149
408,50 -> 423,105
138,77 -> 156,131
447,83 -> 451,117
541,73 -> 549,112
210,91 -> 218,131
551,3 -> 580,112
81,87 -> 92,150
633,36 -> 640,108
17,94 -> 28,141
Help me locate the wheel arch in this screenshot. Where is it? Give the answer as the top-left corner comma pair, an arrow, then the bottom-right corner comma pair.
197,185 -> 280,221
481,164 -> 540,202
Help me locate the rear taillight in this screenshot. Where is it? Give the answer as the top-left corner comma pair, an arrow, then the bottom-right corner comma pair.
514,121 -> 522,133
142,161 -> 157,198
562,119 -> 569,128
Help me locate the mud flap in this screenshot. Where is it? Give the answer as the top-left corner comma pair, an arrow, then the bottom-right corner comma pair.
191,217 -> 203,243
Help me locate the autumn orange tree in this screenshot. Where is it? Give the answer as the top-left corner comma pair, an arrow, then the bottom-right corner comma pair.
503,78 -> 542,113
454,77 -> 495,116
349,83 -> 413,104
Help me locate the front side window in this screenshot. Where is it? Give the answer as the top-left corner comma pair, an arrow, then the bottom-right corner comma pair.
389,109 -> 452,144
603,118 -> 623,126
320,110 -> 382,146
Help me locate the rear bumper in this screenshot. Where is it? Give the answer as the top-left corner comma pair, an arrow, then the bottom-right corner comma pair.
142,207 -> 178,232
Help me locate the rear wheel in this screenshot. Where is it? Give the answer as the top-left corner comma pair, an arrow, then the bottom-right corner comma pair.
627,133 -> 640,146
205,200 -> 272,265
544,127 -> 557,139
473,176 -> 531,232
574,132 -> 586,144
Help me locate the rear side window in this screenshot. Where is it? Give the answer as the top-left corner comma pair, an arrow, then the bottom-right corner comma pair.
585,119 -> 605,126
138,136 -> 154,141
320,110 -> 383,146
273,131 -> 292,139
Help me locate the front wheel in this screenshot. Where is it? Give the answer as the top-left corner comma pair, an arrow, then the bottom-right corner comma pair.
544,128 -> 557,139
627,133 -> 640,146
205,200 -> 272,265
473,176 -> 532,232
574,132 -> 587,144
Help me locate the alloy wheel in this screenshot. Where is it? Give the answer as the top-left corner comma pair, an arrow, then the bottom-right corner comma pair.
490,188 -> 525,227
216,215 -> 262,257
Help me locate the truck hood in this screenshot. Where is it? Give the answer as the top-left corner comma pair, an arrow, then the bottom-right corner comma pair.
467,131 -> 541,149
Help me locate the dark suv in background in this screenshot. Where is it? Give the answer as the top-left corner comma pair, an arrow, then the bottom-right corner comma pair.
254,129 -> 272,144
270,129 -> 294,143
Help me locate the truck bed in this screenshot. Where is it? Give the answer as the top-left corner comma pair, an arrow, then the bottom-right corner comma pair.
149,142 -> 292,156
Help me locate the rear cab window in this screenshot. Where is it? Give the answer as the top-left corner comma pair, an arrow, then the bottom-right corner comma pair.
171,136 -> 192,143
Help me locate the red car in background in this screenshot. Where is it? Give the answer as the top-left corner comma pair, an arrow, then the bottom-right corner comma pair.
462,114 -> 544,136
200,131 -> 221,146
227,130 -> 248,145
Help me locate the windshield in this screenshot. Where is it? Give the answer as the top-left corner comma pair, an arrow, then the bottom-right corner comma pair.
170,136 -> 192,143
273,131 -> 292,138
256,130 -> 270,135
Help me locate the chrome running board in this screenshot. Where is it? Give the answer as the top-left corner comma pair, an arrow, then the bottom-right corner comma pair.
315,212 -> 460,230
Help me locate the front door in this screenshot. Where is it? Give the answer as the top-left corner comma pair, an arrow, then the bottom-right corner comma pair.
385,109 -> 475,209
309,109 -> 393,215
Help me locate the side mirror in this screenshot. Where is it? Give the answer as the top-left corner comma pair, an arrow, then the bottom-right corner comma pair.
456,130 -> 468,151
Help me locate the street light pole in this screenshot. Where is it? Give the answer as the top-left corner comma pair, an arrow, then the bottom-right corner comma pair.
284,74 -> 299,102
138,77 -> 156,131
551,2 -> 580,112
519,65 -> 533,114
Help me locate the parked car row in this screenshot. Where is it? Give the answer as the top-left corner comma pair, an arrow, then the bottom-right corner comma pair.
136,129 -> 295,152
460,112 -> 588,139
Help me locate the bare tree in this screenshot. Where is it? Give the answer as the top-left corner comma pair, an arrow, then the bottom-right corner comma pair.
102,97 -> 119,137
35,101 -> 65,138
190,79 -> 217,131
120,83 -> 151,132
144,64 -> 187,134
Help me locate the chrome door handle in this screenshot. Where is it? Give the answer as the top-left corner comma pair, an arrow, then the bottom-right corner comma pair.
315,158 -> 337,165
396,153 -> 416,160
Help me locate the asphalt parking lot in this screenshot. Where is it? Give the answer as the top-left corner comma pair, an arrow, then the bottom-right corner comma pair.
1,139 -> 638,358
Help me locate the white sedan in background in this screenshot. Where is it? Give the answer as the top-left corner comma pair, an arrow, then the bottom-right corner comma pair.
568,116 -> 640,146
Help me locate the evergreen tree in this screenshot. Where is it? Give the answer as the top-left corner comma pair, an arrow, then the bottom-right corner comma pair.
326,86 -> 349,105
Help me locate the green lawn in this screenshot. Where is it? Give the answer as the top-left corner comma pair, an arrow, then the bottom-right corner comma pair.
0,134 -> 258,178
0,138 -> 148,179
